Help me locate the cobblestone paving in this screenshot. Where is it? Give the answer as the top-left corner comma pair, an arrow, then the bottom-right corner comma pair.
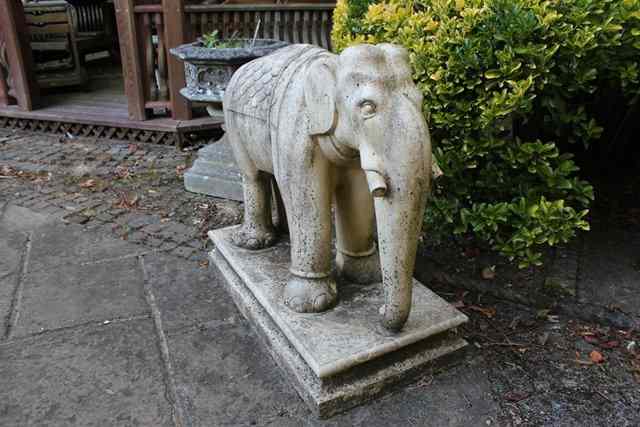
0,129 -> 243,265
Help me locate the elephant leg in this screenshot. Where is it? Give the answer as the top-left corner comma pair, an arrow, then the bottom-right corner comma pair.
279,149 -> 337,313
335,167 -> 382,284
225,115 -> 277,250
231,171 -> 277,249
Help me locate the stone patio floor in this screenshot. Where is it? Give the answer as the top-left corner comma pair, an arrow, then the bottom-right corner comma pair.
0,202 -> 496,426
1,128 -> 639,426
0,129 -> 498,425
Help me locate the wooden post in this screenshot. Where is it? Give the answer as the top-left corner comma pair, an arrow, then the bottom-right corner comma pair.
114,0 -> 147,121
0,44 -> 10,106
163,0 -> 191,120
0,0 -> 40,110
0,75 -> 9,106
0,25 -> 10,106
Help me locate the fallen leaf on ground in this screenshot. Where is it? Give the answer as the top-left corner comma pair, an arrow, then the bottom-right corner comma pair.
114,166 -> 130,179
0,165 -> 17,177
600,340 -> 620,349
573,353 -> 593,366
504,391 -> 528,402
590,350 -> 605,364
176,164 -> 187,176
464,247 -> 480,258
79,179 -> 96,188
468,305 -> 497,318
481,266 -> 496,280
114,191 -> 139,209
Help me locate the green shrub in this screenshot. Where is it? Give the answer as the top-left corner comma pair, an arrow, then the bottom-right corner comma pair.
333,0 -> 640,267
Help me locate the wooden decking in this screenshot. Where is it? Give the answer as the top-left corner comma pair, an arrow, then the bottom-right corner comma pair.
0,61 -> 222,145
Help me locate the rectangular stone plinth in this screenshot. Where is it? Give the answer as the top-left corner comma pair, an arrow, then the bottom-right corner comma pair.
209,226 -> 468,417
184,138 -> 243,201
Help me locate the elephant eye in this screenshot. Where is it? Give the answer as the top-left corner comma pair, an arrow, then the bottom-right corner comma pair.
360,101 -> 377,118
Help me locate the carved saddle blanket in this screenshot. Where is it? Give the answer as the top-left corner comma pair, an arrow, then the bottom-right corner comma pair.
224,44 -> 328,127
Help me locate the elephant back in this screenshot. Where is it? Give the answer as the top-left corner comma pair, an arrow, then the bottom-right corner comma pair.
224,44 -> 326,123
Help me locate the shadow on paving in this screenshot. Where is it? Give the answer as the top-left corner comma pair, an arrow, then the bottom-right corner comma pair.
0,203 -> 498,426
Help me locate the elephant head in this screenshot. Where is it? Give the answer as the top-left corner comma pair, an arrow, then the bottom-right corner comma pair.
304,44 -> 432,332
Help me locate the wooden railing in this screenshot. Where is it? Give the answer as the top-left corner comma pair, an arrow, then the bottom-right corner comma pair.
116,0 -> 335,121
184,4 -> 334,48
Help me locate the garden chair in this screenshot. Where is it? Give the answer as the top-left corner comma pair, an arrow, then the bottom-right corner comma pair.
24,0 -> 88,88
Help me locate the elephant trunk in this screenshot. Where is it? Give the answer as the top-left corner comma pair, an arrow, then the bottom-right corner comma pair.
373,182 -> 426,331
362,112 -> 430,332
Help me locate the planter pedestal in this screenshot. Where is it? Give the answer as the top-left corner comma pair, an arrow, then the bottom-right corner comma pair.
208,226 -> 468,418
183,134 -> 243,201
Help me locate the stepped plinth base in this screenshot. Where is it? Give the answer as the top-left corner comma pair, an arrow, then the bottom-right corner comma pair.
208,226 -> 468,418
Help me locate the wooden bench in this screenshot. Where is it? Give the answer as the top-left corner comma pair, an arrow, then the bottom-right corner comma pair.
24,1 -> 88,88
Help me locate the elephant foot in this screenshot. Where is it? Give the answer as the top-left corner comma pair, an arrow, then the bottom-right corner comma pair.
230,224 -> 277,250
284,276 -> 337,313
336,250 -> 382,284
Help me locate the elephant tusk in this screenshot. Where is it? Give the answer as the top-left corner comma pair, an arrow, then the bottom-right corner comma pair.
364,170 -> 387,198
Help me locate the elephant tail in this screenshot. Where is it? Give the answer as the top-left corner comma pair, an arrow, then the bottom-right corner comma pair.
271,176 -> 288,233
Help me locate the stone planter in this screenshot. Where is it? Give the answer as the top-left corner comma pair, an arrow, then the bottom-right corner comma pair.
170,38 -> 288,200
170,38 -> 289,105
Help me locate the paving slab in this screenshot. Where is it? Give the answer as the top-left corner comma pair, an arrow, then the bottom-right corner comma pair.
0,227 -> 26,278
27,222 -> 148,272
0,204 -> 59,233
166,320 -> 496,426
142,252 -> 238,333
13,257 -> 150,337
0,319 -> 174,426
578,226 -> 640,320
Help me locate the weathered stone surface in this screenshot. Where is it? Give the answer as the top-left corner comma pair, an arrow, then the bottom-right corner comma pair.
183,137 -> 243,201
0,320 -> 174,426
142,252 -> 238,333
14,257 -> 149,337
166,307 -> 495,426
579,226 -> 640,318
28,222 -> 147,272
209,226 -> 467,417
0,227 -> 26,278
212,227 -> 467,376
1,204 -> 59,232
224,43 -> 433,331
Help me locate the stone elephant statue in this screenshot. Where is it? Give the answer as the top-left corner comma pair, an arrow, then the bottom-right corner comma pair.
223,43 -> 432,332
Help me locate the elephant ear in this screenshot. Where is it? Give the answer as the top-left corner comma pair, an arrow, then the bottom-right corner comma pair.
304,57 -> 337,136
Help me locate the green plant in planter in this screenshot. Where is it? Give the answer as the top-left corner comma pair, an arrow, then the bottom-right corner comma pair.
333,0 -> 640,267
201,30 -> 244,49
